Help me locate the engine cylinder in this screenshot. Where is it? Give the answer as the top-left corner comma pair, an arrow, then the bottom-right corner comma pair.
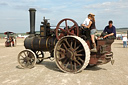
24,36 -> 57,51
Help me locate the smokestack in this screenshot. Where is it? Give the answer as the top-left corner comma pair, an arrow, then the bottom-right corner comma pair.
29,8 -> 36,34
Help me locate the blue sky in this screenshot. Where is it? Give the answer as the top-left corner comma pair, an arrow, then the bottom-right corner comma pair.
0,0 -> 128,33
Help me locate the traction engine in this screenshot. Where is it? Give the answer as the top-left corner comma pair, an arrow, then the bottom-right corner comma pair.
18,8 -> 114,73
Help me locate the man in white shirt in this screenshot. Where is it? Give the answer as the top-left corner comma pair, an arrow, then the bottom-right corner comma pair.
82,14 -> 92,28
81,14 -> 92,41
122,36 -> 127,48
82,17 -> 90,26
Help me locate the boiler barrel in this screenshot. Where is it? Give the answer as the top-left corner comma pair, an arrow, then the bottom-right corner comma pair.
24,36 -> 57,51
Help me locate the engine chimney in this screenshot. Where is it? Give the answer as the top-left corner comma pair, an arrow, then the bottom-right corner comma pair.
29,8 -> 36,34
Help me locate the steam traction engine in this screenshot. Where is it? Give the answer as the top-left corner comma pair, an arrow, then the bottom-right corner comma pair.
18,8 -> 114,73
4,31 -> 16,47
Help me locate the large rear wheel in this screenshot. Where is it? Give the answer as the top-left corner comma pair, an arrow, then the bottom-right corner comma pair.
54,36 -> 90,73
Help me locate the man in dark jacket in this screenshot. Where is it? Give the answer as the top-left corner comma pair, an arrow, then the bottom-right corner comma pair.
103,20 -> 116,39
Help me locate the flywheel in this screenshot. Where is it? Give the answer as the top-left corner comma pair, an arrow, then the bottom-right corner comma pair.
55,18 -> 79,40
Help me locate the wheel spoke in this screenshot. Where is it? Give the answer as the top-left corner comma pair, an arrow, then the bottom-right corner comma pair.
21,61 -> 25,64
70,61 -> 73,70
28,61 -> 32,66
20,59 -> 24,60
27,61 -> 31,66
68,31 -> 75,35
74,62 -> 77,71
25,61 -> 29,67
26,51 -> 29,57
74,45 -> 81,51
74,59 -> 81,66
59,28 -> 66,33
30,59 -> 33,64
58,57 -> 65,61
78,57 -> 84,63
27,51 -> 30,56
74,41 -> 76,48
20,55 -> 25,59
76,49 -> 84,53
31,58 -> 35,62
62,58 -> 68,64
62,43 -> 68,50
75,54 -> 84,56
31,56 -> 35,60
65,62 -> 69,68
59,47 -> 65,52
65,20 -> 68,30
36,51 -> 39,54
24,52 -> 27,57
64,39 -> 70,48
69,24 -> 75,31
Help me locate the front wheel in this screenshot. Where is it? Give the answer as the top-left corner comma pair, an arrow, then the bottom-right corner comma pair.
18,49 -> 36,68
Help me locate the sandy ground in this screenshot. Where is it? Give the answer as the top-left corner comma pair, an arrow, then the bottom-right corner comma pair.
0,38 -> 128,85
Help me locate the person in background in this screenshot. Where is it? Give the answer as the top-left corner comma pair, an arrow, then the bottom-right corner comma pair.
103,20 -> 116,39
122,36 -> 127,48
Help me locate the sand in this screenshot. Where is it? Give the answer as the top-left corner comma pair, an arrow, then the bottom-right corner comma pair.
0,38 -> 128,85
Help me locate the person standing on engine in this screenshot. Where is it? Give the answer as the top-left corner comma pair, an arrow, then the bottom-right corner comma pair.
83,13 -> 97,52
82,14 -> 92,29
81,14 -> 92,40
